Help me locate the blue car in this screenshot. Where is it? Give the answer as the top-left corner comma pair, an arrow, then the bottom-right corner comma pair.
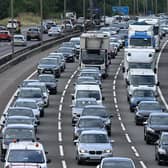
129,89 -> 156,112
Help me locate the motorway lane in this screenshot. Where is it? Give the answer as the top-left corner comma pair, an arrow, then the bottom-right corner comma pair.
0,32 -> 60,57
114,37 -> 168,168
0,37 -> 168,168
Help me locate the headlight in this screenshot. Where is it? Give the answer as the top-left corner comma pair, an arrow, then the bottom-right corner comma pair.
158,148 -> 166,154
147,127 -> 155,133
104,149 -> 112,153
79,149 -> 88,153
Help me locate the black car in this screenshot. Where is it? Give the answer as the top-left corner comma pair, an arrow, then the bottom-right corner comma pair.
81,105 -> 113,136
144,113 -> 168,144
135,100 -> 163,125
155,132 -> 168,165
38,74 -> 58,94
37,57 -> 61,78
56,47 -> 75,62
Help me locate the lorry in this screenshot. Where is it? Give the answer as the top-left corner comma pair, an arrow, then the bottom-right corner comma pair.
127,23 -> 154,49
123,48 -> 156,79
138,17 -> 160,51
79,31 -> 110,78
6,19 -> 21,34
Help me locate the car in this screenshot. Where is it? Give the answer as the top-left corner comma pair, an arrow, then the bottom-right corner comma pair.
129,88 -> 156,112
0,25 -> 7,31
74,130 -> 113,164
108,42 -> 117,59
155,132 -> 168,165
47,52 -> 65,72
13,34 -> 27,46
38,74 -> 58,94
73,116 -> 106,140
0,30 -> 11,41
26,82 -> 49,107
144,113 -> 168,144
69,37 -> 80,58
26,27 -> 41,41
48,26 -> 62,36
2,116 -> 37,133
59,41 -> 75,49
13,98 -> 41,124
3,107 -> 37,124
135,100 -> 164,125
98,157 -> 136,168
71,97 -> 97,125
16,88 -> 45,117
19,79 -> 39,88
74,76 -> 98,86
78,71 -> 102,88
72,84 -> 104,105
0,124 -> 36,156
81,105 -> 113,135
3,141 -> 50,167
37,57 -> 61,78
56,47 -> 75,62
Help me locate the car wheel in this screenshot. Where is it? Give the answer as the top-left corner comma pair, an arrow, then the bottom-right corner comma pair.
145,137 -> 150,144
130,106 -> 134,112
158,158 -> 163,165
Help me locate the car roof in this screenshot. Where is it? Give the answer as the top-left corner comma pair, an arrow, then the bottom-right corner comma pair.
38,74 -> 55,78
161,132 -> 168,136
75,98 -> 97,101
20,87 -> 41,91
79,116 -> 102,120
84,104 -> 105,108
9,141 -> 43,150
15,98 -> 37,103
81,130 -> 107,135
4,124 -> 34,129
129,68 -> 154,75
75,84 -> 100,91
149,112 -> 168,116
27,82 -> 46,86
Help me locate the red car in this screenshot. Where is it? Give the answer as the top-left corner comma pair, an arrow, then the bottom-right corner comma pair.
0,30 -> 11,41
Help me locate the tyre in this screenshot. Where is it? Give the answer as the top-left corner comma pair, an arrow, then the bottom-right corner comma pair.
40,110 -> 44,117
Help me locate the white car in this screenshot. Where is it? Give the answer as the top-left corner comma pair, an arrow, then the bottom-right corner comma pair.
13,34 -> 27,46
48,26 -> 61,36
3,141 -> 51,168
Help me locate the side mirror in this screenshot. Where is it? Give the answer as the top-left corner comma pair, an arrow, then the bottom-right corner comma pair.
154,68 -> 157,73
36,137 -> 40,141
45,151 -> 49,154
69,104 -> 74,108
1,157 -> 5,162
143,121 -> 147,125
102,96 -> 105,101
154,140 -> 159,145
126,80 -> 130,85
110,139 -> 115,143
157,81 -> 160,86
73,139 -> 79,145
122,67 -> 125,73
47,158 -> 51,163
71,94 -> 74,100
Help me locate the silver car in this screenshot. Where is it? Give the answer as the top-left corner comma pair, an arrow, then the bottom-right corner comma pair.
74,130 -> 113,164
70,98 -> 97,126
73,116 -> 106,140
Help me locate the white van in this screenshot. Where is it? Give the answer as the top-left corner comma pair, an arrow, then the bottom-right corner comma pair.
72,84 -> 104,104
126,68 -> 159,98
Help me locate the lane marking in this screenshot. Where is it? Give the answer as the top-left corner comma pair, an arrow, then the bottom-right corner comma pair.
121,122 -> 126,131
60,97 -> 64,104
58,132 -> 62,142
125,133 -> 132,143
59,104 -> 62,111
62,160 -> 67,168
58,112 -> 61,120
131,146 -> 140,157
59,145 -> 64,156
58,121 -> 61,130
139,161 -> 147,168
156,40 -> 168,110
113,91 -> 116,97
114,97 -> 117,104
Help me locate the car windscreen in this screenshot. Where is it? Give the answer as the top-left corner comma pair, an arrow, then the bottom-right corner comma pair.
7,109 -> 34,117
8,150 -> 44,163
19,90 -> 42,98
15,101 -> 37,109
150,116 -> 168,125
102,160 -> 134,168
39,75 -> 55,82
139,103 -> 161,110
78,119 -> 104,128
80,134 -> 108,143
76,90 -> 100,100
133,90 -> 154,97
39,59 -> 58,65
82,107 -> 108,117
131,75 -> 155,86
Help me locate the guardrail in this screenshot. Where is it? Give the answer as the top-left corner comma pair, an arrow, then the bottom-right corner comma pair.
0,31 -> 80,73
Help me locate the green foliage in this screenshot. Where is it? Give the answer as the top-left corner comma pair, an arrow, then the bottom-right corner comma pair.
0,0 -> 167,20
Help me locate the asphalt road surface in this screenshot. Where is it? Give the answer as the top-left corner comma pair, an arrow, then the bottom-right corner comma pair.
0,36 -> 168,168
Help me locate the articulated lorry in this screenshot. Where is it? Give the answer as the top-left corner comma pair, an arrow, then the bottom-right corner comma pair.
79,31 -> 110,78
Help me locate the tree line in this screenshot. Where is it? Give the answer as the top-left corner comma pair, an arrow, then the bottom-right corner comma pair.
0,0 -> 167,20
